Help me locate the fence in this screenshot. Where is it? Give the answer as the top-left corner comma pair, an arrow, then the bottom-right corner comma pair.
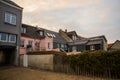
53,52 -> 120,79
53,64 -> 119,79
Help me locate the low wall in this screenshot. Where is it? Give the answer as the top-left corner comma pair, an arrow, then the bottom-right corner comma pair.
28,54 -> 54,70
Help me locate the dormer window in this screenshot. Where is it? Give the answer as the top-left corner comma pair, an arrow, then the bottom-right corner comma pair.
40,31 -> 44,36
21,27 -> 26,33
72,35 -> 76,40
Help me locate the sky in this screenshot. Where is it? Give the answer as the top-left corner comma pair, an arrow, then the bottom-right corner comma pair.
12,0 -> 120,43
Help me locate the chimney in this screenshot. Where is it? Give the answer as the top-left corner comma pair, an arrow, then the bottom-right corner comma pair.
65,29 -> 67,33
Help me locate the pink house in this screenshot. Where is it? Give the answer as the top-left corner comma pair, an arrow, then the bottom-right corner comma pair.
20,24 -> 53,54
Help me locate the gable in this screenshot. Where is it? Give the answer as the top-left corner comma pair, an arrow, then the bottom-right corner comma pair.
110,40 -> 120,50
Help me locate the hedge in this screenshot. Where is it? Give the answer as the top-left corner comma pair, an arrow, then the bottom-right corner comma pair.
27,51 -> 66,55
68,50 -> 120,78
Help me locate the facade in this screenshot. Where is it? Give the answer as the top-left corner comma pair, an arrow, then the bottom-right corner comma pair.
20,24 -> 53,54
20,24 -> 108,54
64,30 -> 108,52
108,40 -> 120,51
0,0 -> 22,65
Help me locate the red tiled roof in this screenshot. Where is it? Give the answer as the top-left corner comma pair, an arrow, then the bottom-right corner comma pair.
108,43 -> 113,48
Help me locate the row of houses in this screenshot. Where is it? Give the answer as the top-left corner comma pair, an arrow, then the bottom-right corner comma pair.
0,0 -> 119,66
20,24 -> 108,55
0,0 -> 107,66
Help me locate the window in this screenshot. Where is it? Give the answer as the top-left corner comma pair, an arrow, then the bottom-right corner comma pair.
48,42 -> 50,49
72,46 -> 77,52
9,34 -> 16,43
5,12 -> 16,25
28,40 -> 33,46
40,31 -> 43,36
0,33 -> 8,42
65,44 -> 67,49
57,43 -> 59,48
72,35 -> 76,40
21,27 -> 26,33
20,39 -> 25,47
35,42 -> 40,51
90,45 -> 95,50
61,44 -> 64,48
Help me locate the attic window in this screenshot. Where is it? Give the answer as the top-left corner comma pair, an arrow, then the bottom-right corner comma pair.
47,33 -> 56,38
50,34 -> 53,37
47,33 -> 50,36
53,34 -> 56,37
40,31 -> 43,36
72,35 -> 76,40
21,27 -> 26,33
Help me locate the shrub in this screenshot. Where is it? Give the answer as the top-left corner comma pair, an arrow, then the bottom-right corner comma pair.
68,50 -> 120,78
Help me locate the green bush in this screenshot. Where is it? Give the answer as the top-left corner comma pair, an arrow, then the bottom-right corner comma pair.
68,50 -> 120,78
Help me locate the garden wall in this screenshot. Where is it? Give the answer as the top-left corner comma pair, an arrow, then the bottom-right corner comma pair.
28,54 -> 54,70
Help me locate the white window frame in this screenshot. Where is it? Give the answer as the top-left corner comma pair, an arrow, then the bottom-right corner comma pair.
90,45 -> 95,50
72,46 -> 77,52
5,12 -> 16,25
72,35 -> 76,40
9,34 -> 16,43
40,31 -> 43,36
0,33 -> 8,42
20,39 -> 25,48
61,44 -> 64,48
21,27 -> 26,33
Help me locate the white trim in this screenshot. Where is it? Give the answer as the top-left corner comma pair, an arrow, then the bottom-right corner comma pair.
5,12 -> 17,25
9,34 -> 16,43
40,31 -> 43,36
0,0 -> 22,10
72,46 -> 77,52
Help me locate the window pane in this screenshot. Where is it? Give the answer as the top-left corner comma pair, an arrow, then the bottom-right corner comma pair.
90,45 -> 95,50
11,16 -> 16,24
72,46 -> 76,52
5,12 -> 16,25
9,34 -> 16,42
40,31 -> 43,36
5,14 -> 11,23
23,28 -> 26,33
21,27 -> 26,33
0,33 -> 7,41
48,43 -> 50,49
20,40 -> 25,47
61,44 -> 64,48
28,40 -> 32,45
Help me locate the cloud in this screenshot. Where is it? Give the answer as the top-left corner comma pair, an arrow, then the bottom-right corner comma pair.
12,0 -> 120,43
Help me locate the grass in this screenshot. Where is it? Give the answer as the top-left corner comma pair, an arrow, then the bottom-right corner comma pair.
0,67 -> 115,80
